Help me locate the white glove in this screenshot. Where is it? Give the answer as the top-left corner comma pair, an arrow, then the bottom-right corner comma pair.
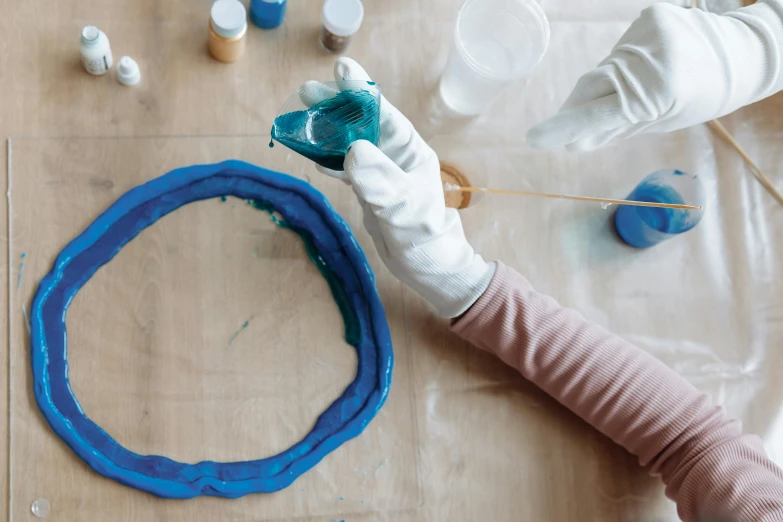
527,1 -> 783,152
320,58 -> 495,318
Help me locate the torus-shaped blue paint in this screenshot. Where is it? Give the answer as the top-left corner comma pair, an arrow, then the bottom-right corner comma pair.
30,160 -> 394,499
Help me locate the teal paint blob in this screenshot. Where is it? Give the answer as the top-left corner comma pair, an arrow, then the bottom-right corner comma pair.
271,89 -> 381,171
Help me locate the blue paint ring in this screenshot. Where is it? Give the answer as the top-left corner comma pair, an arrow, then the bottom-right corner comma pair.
30,160 -> 394,499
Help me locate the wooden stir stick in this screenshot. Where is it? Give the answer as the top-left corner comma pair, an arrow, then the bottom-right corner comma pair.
449,185 -> 703,211
708,119 -> 783,206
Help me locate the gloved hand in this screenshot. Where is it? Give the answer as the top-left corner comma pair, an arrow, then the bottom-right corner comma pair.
527,0 -> 783,152
318,58 -> 495,319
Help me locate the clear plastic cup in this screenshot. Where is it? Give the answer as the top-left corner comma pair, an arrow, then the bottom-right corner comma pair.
614,169 -> 706,248
439,0 -> 550,116
270,80 -> 381,171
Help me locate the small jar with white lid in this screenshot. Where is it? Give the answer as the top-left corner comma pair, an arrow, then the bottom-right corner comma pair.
80,26 -> 113,75
208,0 -> 248,63
320,0 -> 364,54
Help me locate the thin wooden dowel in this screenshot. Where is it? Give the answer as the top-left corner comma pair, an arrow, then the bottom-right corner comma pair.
708,119 -> 783,206
453,186 -> 703,210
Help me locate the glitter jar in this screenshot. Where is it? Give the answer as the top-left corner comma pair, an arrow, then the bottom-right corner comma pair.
320,0 -> 364,54
208,0 -> 248,63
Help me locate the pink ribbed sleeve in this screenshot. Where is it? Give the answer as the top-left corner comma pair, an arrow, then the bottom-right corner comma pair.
451,263 -> 783,522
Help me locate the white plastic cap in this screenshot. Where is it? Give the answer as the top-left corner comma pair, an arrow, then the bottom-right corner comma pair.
81,25 -> 100,44
117,56 -> 141,86
211,0 -> 247,38
322,0 -> 364,37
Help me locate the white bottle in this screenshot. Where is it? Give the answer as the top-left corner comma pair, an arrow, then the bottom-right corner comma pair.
80,26 -> 113,75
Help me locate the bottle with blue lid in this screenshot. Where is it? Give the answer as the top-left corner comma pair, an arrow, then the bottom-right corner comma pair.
250,0 -> 287,29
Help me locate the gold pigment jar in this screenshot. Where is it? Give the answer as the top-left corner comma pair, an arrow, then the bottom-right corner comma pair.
208,0 -> 247,63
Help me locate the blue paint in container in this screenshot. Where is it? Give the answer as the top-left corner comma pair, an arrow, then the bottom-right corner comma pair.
614,169 -> 704,248
250,0 -> 287,29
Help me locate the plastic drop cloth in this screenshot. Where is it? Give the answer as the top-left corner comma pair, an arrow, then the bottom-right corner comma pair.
5,1 -> 783,521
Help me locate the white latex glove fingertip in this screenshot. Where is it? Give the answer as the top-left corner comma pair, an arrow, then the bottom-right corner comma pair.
334,57 -> 372,82
299,80 -> 338,107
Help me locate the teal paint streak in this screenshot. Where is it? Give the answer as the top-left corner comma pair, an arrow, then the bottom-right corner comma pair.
228,320 -> 250,346
246,198 -> 361,345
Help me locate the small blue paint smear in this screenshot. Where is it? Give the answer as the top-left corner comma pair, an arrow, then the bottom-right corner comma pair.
374,460 -> 386,477
220,195 -> 227,202
16,252 -> 27,291
228,320 -> 250,346
673,169 -> 685,176
339,496 -> 345,501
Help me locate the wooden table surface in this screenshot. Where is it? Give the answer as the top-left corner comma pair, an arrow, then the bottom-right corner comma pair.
2,1 -> 782,521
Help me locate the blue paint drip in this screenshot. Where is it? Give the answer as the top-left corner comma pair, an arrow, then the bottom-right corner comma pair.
614,182 -> 702,248
271,89 -> 380,171
17,252 -> 27,290
30,160 -> 394,499
249,0 -> 287,29
228,320 -> 250,346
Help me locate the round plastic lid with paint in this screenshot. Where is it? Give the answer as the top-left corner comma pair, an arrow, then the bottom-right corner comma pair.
322,0 -> 364,37
210,0 -> 247,38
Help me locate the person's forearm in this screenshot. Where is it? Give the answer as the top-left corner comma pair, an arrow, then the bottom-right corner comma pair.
452,263 -> 783,521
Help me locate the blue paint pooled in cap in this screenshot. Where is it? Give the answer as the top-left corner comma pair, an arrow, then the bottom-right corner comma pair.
271,87 -> 381,171
30,160 -> 394,499
614,170 -> 704,248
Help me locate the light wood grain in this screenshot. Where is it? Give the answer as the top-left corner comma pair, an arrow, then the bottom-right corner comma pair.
2,1 -> 783,522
